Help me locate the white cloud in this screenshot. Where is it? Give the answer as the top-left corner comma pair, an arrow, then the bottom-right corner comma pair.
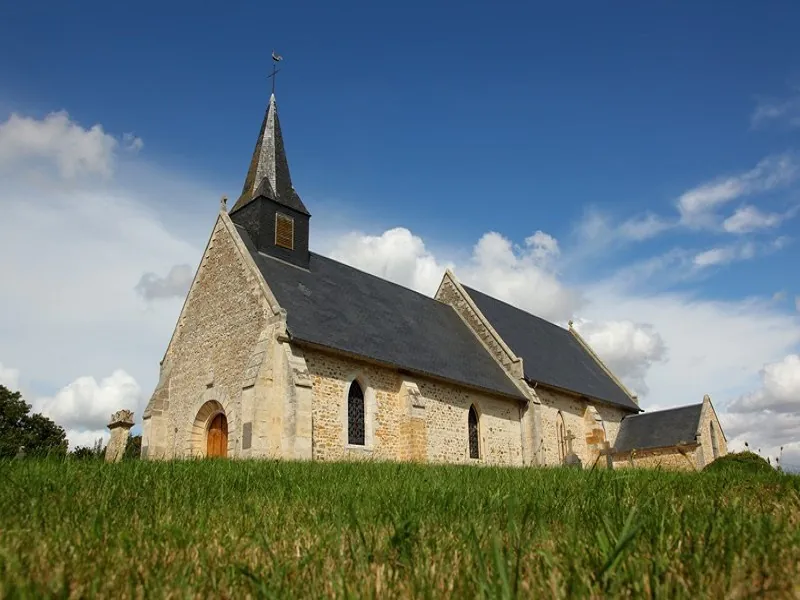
122,132 -> 144,153
722,205 -> 783,233
618,213 -> 673,241
572,320 -> 667,396
0,362 -> 20,391
0,111 -> 118,179
690,238 -> 788,270
692,246 -> 738,268
34,370 -> 143,433
0,111 -> 210,440
329,227 -> 579,322
677,154 -> 798,228
329,227 -> 450,297
135,264 -> 194,301
728,354 -> 800,414
772,290 -> 787,302
66,428 -> 110,451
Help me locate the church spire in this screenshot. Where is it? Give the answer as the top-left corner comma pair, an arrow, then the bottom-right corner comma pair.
230,93 -> 309,216
229,89 -> 312,270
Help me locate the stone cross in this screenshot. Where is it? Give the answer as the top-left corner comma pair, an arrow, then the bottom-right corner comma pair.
105,409 -> 135,463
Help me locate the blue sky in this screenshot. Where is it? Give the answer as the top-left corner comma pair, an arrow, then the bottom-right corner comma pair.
3,1 -> 798,266
1,1 -> 799,464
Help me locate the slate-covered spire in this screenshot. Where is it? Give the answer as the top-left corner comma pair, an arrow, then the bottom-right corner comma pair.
229,93 -> 312,269
230,93 -> 309,215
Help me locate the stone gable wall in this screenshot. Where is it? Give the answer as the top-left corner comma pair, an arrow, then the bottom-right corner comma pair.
142,217 -> 273,459
303,349 -> 524,466
534,386 -> 627,467
435,277 -> 522,379
694,399 -> 729,468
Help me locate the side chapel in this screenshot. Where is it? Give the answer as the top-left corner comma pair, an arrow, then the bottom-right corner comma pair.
141,91 -> 727,470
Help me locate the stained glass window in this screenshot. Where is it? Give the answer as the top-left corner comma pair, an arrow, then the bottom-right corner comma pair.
348,381 -> 365,446
468,405 -> 479,459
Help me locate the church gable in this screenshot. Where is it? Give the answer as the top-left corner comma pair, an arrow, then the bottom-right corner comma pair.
142,210 -> 283,459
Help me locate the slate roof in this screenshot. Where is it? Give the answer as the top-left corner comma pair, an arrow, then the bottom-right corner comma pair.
230,94 -> 309,216
613,403 -> 703,453
462,286 -> 640,412
236,226 -> 526,400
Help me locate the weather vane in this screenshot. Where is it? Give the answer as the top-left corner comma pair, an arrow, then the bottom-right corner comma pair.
268,50 -> 283,95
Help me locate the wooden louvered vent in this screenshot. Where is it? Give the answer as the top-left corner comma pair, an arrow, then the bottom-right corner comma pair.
275,213 -> 294,249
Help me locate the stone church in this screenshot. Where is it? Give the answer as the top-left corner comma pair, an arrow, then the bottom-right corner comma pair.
141,92 -> 727,470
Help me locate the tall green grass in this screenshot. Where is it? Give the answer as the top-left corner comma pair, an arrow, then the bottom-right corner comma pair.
0,459 -> 798,598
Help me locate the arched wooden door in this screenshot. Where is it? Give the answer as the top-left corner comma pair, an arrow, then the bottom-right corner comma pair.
207,413 -> 228,458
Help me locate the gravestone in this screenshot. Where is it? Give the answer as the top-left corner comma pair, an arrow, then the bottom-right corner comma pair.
105,409 -> 134,462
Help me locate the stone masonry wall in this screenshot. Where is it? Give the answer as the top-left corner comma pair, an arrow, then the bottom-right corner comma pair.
143,216 -> 273,459
534,386 -> 627,467
611,446 -> 700,471
303,349 -> 524,466
435,275 -> 523,379
694,397 -> 729,469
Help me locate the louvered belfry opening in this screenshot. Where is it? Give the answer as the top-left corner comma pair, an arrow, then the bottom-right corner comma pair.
348,381 -> 365,446
468,405 -> 480,459
275,212 -> 294,249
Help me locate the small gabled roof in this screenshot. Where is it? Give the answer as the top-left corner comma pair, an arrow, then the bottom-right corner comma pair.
230,94 -> 309,216
613,403 -> 703,453
462,286 -> 640,412
235,225 -> 526,401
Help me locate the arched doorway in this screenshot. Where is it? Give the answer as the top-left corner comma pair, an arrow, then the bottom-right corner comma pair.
207,413 -> 228,458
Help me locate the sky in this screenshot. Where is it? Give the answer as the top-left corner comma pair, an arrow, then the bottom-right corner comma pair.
1,1 -> 799,469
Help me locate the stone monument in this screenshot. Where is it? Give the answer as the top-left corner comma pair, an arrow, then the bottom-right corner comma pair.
105,409 -> 135,462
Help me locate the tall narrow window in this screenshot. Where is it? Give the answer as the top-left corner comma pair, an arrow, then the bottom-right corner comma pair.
275,213 -> 294,249
468,405 -> 480,459
347,381 -> 365,446
557,412 -> 567,464
710,422 -> 719,459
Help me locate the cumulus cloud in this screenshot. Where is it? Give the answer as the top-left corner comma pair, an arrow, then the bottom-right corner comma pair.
573,320 -> 667,396
677,154 -> 798,228
34,369 -> 143,433
0,111 -> 207,445
0,362 -> 20,391
0,111 -> 119,179
728,354 -> 800,414
329,227 -> 578,322
329,227 -> 450,296
135,264 -> 193,301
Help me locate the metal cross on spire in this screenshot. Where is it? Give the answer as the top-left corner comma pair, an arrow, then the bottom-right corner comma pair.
268,50 -> 283,95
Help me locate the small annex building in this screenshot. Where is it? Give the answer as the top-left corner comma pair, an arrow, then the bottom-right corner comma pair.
141,91 -> 727,470
611,395 -> 728,470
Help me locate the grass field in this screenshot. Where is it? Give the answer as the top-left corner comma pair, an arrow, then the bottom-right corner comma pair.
1,459 -> 798,599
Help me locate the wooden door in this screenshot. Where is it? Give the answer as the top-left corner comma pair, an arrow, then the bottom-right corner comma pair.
207,413 -> 228,458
